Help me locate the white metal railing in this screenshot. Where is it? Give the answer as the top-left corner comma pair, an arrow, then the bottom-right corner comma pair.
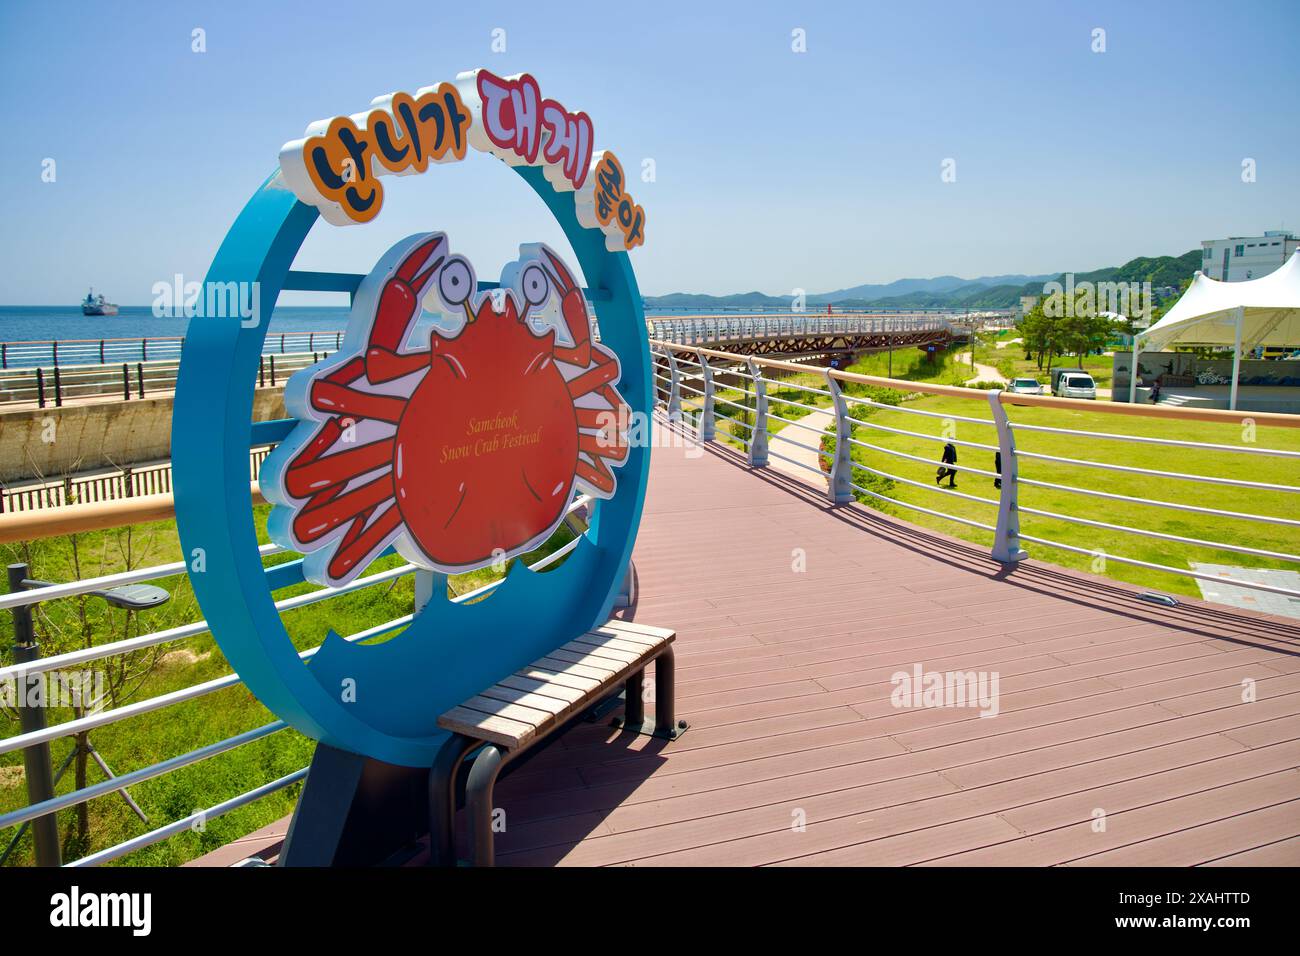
650,340 -> 1300,600
0,331 -> 349,371
0,487 -> 593,867
0,350 -> 327,408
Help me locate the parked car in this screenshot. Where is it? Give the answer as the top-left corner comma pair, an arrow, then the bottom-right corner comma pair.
1053,371 -> 1097,400
1008,377 -> 1044,395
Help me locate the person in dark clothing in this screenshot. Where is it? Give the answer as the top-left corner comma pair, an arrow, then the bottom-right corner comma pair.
936,442 -> 957,488
1149,380 -> 1162,404
993,451 -> 1002,489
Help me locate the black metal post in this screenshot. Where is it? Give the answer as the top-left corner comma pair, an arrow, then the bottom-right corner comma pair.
35,368 -> 45,409
121,363 -> 129,401
6,564 -> 61,867
136,362 -> 144,399
52,366 -> 62,408
269,355 -> 276,387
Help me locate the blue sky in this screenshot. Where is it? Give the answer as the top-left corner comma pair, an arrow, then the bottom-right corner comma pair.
1,0 -> 1296,304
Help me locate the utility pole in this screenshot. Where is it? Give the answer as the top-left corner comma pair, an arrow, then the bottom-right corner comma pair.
6,563 -> 60,867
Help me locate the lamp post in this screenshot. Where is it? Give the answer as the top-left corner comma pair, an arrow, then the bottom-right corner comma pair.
3,564 -> 170,867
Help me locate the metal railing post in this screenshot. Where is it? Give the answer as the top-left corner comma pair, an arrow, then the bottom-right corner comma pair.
987,391 -> 1028,564
697,350 -> 716,441
5,564 -> 61,867
666,351 -> 682,423
747,359 -> 769,467
826,374 -> 853,504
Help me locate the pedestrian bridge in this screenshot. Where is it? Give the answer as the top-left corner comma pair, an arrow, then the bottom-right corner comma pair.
1,344 -> 1298,867
647,313 -> 960,358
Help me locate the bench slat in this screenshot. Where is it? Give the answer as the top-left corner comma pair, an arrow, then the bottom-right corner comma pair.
479,684 -> 579,714
460,695 -> 557,731
440,707 -> 536,748
496,674 -> 589,705
542,649 -> 625,675
572,633 -> 657,655
601,620 -> 675,642
557,639 -> 642,665
589,627 -> 663,649
514,665 -> 604,693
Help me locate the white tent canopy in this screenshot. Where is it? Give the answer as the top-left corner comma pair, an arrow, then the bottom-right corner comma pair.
1131,249 -> 1300,408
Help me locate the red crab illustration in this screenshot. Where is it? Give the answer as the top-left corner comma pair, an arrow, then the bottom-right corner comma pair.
270,233 -> 629,586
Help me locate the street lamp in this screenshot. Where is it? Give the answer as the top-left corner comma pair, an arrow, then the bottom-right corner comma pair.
3,563 -> 171,867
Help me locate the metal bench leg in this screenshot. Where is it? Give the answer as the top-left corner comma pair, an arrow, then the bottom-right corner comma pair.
427,733 -> 476,867
624,668 -> 645,727
465,744 -> 505,867
653,648 -> 685,739
612,651 -> 687,740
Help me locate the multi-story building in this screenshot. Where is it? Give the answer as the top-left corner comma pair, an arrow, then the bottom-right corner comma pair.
1200,231 -> 1299,281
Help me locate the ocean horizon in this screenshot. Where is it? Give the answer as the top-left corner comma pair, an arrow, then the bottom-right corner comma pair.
0,304 -> 794,348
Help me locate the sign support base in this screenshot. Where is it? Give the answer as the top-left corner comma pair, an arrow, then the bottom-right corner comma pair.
279,742 -> 428,867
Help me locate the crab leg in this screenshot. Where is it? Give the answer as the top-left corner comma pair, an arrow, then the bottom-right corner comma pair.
540,249 -> 593,366
576,457 -> 618,495
327,504 -> 404,582
284,425 -> 395,499
370,235 -> 445,354
293,472 -> 395,543
564,349 -> 620,403
579,431 -> 628,462
310,380 -> 408,424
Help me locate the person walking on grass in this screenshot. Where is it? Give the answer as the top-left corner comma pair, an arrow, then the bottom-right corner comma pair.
936,442 -> 958,488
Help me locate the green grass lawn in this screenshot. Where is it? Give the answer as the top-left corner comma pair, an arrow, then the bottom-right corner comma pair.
681,344 -> 1298,596
0,506 -> 575,866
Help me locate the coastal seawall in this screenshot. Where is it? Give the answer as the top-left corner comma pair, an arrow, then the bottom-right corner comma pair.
0,387 -> 287,483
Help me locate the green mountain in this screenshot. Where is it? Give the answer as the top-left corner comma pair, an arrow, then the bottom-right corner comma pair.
644,251 -> 1203,311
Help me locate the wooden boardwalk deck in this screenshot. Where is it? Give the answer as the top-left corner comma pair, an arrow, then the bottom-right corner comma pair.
197,423 -> 1300,867
487,428 -> 1300,866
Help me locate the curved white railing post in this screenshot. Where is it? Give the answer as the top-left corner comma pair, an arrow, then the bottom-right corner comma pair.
987,390 -> 1028,564
697,350 -> 716,441
747,358 -> 769,467
826,374 -> 853,504
666,350 -> 682,423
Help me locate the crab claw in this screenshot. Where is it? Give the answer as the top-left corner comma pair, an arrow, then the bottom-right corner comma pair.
541,248 -> 591,366
370,234 -> 446,355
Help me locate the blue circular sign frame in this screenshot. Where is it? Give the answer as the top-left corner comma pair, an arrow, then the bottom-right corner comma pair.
173,164 -> 650,768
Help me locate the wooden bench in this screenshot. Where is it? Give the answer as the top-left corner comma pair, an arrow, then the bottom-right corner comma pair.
427,620 -> 684,866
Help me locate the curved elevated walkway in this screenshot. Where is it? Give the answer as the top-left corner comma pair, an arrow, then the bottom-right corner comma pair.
199,423 -> 1300,866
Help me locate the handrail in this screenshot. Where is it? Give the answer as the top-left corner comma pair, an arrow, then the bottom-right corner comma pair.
652,339 -> 1300,428
650,339 -> 1300,603
0,484 -> 268,544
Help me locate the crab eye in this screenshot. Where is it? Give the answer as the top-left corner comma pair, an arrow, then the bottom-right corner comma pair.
438,258 -> 473,306
521,264 -> 550,306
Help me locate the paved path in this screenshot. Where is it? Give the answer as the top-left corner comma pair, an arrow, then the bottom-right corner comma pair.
960,355 -> 1007,385
767,407 -> 835,483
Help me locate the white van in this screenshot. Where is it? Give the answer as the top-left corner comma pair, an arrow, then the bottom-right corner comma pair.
1055,372 -> 1097,400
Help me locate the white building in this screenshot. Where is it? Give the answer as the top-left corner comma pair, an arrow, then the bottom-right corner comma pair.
1201,231 -> 1299,281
